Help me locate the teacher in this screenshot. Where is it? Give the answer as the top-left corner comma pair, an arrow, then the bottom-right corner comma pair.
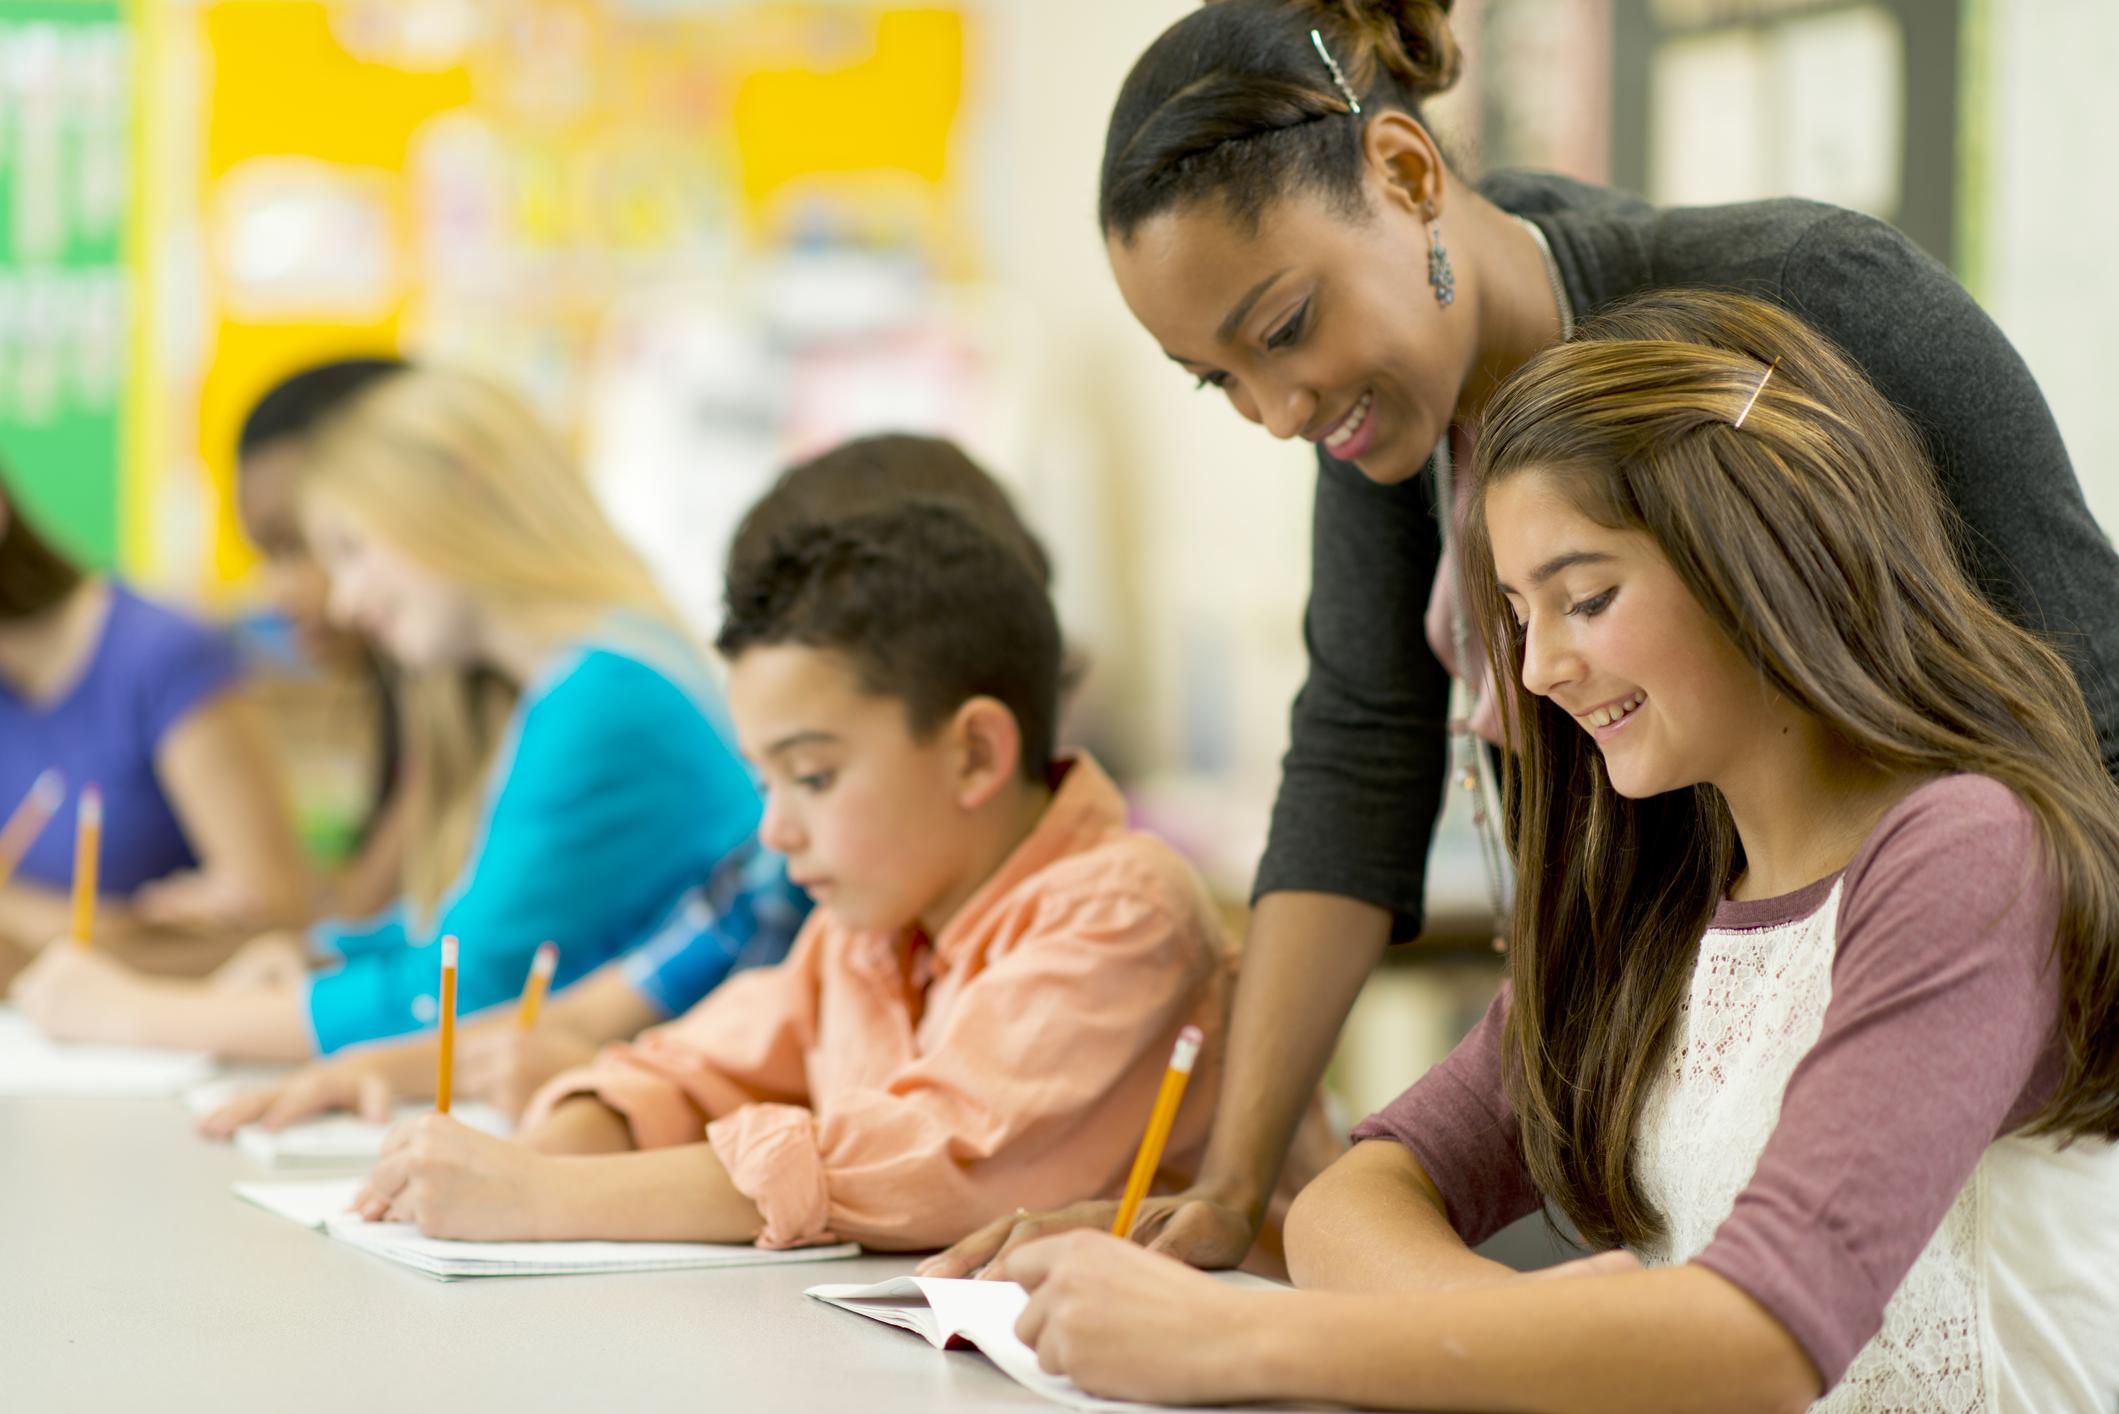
927,0 -> 2119,1275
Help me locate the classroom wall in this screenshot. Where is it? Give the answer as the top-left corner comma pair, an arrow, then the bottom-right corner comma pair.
1975,0 -> 2119,539
983,0 -> 1317,797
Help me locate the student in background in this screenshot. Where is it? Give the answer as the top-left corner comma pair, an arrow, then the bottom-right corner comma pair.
123,357 -> 415,954
0,468 -> 310,961
199,432 -> 1065,1126
234,356 -> 411,924
351,500 -> 1334,1258
1002,293 -> 2119,1410
12,367 -> 762,1062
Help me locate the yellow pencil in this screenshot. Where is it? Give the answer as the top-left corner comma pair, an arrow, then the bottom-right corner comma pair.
1111,1024 -> 1205,1239
70,786 -> 102,949
517,941 -> 558,1030
0,769 -> 64,891
435,935 -> 459,1115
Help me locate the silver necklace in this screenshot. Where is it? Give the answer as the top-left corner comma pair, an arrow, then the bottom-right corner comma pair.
1427,217 -> 1572,949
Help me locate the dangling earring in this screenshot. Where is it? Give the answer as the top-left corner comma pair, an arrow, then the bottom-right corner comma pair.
1425,204 -> 1455,307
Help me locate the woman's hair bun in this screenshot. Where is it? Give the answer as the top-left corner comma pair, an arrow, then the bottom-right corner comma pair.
1338,0 -> 1462,100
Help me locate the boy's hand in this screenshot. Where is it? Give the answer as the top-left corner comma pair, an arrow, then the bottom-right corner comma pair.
9,943 -> 164,1046
198,1058 -> 399,1138
353,1114 -> 552,1240
458,1024 -> 598,1121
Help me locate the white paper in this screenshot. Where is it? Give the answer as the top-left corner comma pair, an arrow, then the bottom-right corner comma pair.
234,1177 -> 364,1230
807,1273 -> 1318,1413
0,1005 -> 214,1097
235,1102 -> 510,1171
234,1178 -> 861,1280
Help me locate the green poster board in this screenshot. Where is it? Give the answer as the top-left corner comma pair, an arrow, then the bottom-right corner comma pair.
0,1 -> 129,570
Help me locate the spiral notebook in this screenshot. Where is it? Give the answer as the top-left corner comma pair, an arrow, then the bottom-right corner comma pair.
236,1177 -> 860,1280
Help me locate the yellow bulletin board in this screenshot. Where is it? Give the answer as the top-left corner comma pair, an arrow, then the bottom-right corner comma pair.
146,1 -> 973,598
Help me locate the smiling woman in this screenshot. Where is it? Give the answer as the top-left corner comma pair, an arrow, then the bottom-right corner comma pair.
923,0 -> 2119,1286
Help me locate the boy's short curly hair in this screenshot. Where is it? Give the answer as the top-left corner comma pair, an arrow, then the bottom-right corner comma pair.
716,499 -> 1062,781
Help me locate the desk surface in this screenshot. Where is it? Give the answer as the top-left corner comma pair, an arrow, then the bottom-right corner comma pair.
0,1095 -> 1048,1412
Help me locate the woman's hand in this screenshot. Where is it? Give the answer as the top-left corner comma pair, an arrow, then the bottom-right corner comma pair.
352,1114 -> 554,1240
1010,1231 -> 1277,1406
9,943 -> 169,1046
918,1187 -> 1257,1280
458,1024 -> 598,1121
197,1056 -> 400,1138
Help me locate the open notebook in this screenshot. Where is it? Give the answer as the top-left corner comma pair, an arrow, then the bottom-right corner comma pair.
807,1272 -> 1330,1413
236,1104 -> 511,1170
236,1177 -> 861,1281
0,1005 -> 214,1097
185,1079 -> 511,1170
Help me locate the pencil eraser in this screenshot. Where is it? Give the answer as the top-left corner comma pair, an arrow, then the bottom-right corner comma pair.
440,934 -> 459,968
1171,1024 -> 1205,1072
533,940 -> 559,974
78,786 -> 102,826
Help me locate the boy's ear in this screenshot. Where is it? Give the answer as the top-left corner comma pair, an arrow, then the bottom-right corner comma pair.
948,696 -> 1023,810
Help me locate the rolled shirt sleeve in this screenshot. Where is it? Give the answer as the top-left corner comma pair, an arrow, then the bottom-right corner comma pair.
529,857 -> 1227,1252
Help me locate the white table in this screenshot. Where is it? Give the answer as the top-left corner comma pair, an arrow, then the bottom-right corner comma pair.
0,1095 -> 1048,1411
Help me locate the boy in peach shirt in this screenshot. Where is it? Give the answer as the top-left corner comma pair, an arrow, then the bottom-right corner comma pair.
353,497 -> 1329,1254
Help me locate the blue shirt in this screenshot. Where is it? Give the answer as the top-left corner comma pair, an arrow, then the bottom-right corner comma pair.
618,838 -> 811,1019
0,583 -> 244,894
304,622 -> 761,1053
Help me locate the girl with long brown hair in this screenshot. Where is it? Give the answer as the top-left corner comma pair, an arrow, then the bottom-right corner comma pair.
1000,291 -> 2119,1412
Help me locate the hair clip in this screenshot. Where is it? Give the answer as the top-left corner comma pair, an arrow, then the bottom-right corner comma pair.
1732,356 -> 1779,430
1310,29 -> 1361,115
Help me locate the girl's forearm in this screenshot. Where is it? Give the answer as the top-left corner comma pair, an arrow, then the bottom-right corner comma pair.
149,980 -> 316,1061
1285,1142 -> 1517,1291
540,1142 -> 764,1244
1249,1265 -> 1819,1414
544,965 -> 661,1043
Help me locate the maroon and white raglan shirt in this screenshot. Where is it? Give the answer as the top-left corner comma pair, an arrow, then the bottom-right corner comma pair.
1354,774 -> 2119,1412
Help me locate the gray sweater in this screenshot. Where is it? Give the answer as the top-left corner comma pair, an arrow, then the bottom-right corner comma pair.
1253,172 -> 2119,940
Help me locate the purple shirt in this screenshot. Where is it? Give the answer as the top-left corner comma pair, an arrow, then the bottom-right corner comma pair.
0,584 -> 245,894
1352,774 -> 2064,1390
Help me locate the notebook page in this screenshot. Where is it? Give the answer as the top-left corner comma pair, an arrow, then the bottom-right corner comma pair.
808,1273 -> 1319,1414
804,1276 -> 950,1345
234,1102 -> 510,1171
233,1176 -> 861,1278
319,1217 -> 861,1281
0,1006 -> 213,1097
234,1177 -> 364,1230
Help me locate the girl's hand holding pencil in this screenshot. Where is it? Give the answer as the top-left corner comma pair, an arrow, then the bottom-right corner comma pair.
1009,1230 -> 1275,1406
9,941 -> 166,1046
